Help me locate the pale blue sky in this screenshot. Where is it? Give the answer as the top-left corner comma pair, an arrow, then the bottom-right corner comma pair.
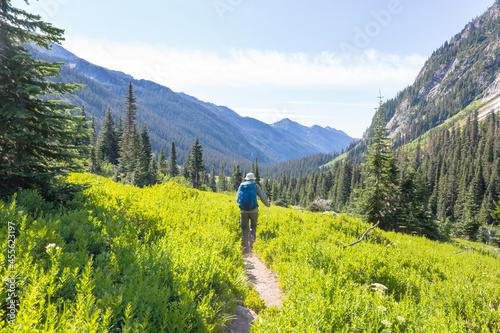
16,0 -> 494,137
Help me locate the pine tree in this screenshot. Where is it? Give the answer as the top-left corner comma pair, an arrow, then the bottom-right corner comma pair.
355,99 -> 399,230
158,145 -> 168,174
117,82 -> 138,182
90,112 -> 97,146
124,81 -> 137,138
230,162 -> 242,191
0,1 -> 87,194
397,169 -> 437,238
168,141 -> 179,177
217,163 -> 227,192
140,122 -> 153,164
254,158 -> 261,183
97,106 -> 119,165
182,150 -> 190,179
209,166 -> 216,192
188,135 -> 205,188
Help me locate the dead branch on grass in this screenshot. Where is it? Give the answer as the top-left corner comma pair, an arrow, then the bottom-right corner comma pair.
343,221 -> 380,248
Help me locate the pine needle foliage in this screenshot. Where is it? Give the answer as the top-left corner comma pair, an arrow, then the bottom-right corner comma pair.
0,0 -> 87,196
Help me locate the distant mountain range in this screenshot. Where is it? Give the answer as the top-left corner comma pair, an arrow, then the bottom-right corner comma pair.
28,44 -> 356,169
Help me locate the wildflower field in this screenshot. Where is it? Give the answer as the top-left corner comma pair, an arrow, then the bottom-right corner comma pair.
253,210 -> 500,332
1,173 -> 500,332
1,174 -> 247,332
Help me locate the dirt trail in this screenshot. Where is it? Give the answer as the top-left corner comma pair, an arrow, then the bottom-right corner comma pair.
226,250 -> 283,333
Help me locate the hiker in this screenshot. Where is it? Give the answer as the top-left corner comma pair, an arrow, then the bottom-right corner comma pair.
236,173 -> 271,250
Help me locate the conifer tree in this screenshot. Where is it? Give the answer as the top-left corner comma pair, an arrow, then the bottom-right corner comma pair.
117,82 -> 138,181
0,1 -> 87,194
168,141 -> 179,177
182,150 -> 190,179
355,100 -> 399,230
187,135 -> 205,188
217,162 -> 227,192
158,145 -> 168,174
90,111 -> 97,145
254,158 -> 261,183
230,162 -> 242,191
97,106 -> 119,165
140,122 -> 153,164
209,166 -> 216,191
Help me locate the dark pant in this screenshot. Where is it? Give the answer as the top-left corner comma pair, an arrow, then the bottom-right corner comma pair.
240,210 -> 258,250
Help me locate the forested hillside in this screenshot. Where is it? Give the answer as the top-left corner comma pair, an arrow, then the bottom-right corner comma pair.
27,45 -> 354,171
262,1 -> 500,244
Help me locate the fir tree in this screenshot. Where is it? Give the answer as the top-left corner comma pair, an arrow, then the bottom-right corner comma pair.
168,141 -> 179,177
97,106 -> 119,165
209,166 -> 216,192
140,122 -> 153,164
0,1 -> 87,194
188,135 -> 205,188
182,150 -> 190,179
217,162 -> 227,192
254,158 -> 261,183
117,82 -> 138,182
158,145 -> 168,174
355,99 -> 399,230
230,162 -> 242,191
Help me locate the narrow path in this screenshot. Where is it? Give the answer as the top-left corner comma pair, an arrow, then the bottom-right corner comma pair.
227,249 -> 283,333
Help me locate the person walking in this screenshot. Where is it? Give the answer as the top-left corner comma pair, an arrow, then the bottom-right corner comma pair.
235,173 -> 271,251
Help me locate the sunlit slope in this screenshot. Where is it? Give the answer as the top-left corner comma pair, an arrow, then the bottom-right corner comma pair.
253,209 -> 500,332
3,174 -> 499,332
0,174 -> 247,332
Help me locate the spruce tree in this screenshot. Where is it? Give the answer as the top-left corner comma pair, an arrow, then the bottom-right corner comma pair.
0,1 -> 87,194
254,158 -> 261,183
158,145 -> 168,174
217,162 -> 227,192
140,122 -> 153,164
97,106 -> 119,165
182,150 -> 191,179
355,101 -> 399,230
168,141 -> 179,177
209,166 -> 216,192
117,82 -> 138,181
188,135 -> 205,188
230,162 -> 242,191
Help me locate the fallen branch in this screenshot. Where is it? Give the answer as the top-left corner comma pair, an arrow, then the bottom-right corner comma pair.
343,221 -> 380,248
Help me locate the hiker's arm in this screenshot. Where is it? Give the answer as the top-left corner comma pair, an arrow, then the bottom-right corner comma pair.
255,184 -> 270,207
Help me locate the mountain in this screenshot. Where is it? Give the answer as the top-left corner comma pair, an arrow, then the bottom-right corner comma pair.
367,0 -> 500,146
272,118 -> 354,154
177,94 -> 356,163
306,0 -> 500,241
27,44 -> 354,170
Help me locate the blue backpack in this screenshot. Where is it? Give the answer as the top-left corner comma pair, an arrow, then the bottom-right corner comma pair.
237,181 -> 258,211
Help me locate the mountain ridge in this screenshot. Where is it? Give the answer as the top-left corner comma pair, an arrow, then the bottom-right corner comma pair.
374,0 -> 500,144
28,44 -> 354,169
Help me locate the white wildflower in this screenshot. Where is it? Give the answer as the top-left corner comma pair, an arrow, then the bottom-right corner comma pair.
382,319 -> 392,327
45,243 -> 59,252
397,316 -> 405,323
377,305 -> 387,312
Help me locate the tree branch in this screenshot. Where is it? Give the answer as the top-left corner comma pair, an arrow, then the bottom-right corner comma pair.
343,221 -> 380,248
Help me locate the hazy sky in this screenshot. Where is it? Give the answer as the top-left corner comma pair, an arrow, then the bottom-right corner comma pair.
15,0 -> 494,137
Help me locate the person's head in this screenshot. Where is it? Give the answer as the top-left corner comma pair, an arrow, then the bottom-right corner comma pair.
245,173 -> 256,182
